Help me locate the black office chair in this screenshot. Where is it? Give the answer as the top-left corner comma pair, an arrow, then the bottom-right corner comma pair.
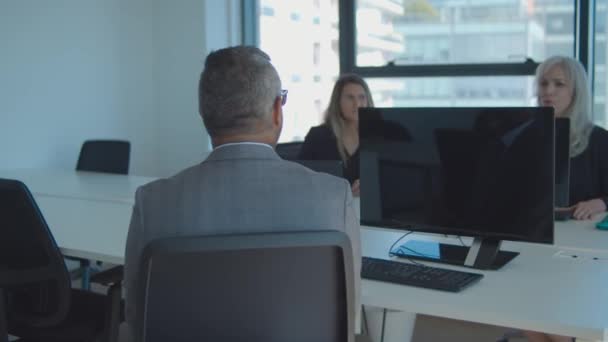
134,231 -> 355,342
0,178 -> 122,342
76,140 -> 131,174
275,141 -> 303,160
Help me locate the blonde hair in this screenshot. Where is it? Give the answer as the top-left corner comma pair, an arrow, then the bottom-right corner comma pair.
535,56 -> 594,157
324,73 -> 375,162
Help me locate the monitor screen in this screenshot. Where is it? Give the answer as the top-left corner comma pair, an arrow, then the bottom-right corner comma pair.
359,107 -> 554,245
555,117 -> 570,208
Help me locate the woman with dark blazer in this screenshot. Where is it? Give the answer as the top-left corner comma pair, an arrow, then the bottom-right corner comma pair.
524,56 -> 608,342
536,56 -> 608,222
298,74 -> 375,196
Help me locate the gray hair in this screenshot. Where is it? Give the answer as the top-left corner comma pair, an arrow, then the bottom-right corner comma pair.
535,55 -> 594,157
199,46 -> 281,137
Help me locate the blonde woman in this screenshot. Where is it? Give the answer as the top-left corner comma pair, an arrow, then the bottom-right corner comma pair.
520,56 -> 608,342
298,74 -> 375,196
536,55 -> 608,221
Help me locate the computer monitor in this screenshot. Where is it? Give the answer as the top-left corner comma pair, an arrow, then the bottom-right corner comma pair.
554,118 -> 571,220
359,107 -> 555,270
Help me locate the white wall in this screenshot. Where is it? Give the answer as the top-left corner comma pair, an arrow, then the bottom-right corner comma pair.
153,0 -> 241,177
0,0 -> 240,177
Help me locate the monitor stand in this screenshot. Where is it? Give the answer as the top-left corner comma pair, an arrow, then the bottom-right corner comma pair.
391,238 -> 519,270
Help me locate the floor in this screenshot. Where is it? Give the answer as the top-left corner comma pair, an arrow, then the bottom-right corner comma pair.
412,315 -> 524,342
356,313 -> 523,342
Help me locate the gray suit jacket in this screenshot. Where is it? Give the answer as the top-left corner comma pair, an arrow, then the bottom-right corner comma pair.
124,143 -> 361,335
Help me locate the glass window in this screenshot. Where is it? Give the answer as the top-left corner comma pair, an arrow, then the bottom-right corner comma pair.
595,1 -> 608,128
259,0 -> 340,142
355,0 -> 575,67
366,76 -> 536,108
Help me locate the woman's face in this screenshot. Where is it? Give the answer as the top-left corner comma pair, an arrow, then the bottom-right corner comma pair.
339,83 -> 368,123
538,65 -> 574,118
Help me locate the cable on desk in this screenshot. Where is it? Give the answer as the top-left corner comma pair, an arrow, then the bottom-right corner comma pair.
388,233 -> 440,267
387,231 -> 412,258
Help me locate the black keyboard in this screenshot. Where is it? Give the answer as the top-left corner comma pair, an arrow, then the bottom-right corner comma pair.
361,257 -> 484,292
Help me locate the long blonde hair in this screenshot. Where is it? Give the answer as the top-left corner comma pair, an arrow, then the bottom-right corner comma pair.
324,74 -> 375,162
535,56 -> 594,157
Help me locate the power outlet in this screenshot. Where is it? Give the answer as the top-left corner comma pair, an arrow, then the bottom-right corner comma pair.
554,250 -> 608,262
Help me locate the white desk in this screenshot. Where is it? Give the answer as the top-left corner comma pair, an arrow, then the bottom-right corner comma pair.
0,169 -> 154,203
36,196 -> 133,264
361,228 -> 608,341
3,170 -> 607,340
0,169 -> 155,263
553,218 -> 608,252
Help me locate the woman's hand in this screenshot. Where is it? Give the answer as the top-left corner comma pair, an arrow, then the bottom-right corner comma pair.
351,179 -> 360,197
571,198 -> 607,220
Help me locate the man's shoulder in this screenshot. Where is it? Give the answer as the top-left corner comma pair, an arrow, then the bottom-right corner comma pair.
135,159 -> 351,207
282,159 -> 347,183
135,163 -> 202,198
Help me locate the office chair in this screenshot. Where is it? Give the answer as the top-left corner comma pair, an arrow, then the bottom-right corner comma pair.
275,141 -> 303,160
76,140 -> 131,174
134,231 -> 355,342
0,178 -> 122,342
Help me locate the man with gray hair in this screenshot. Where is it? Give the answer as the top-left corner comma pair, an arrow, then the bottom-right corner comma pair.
123,46 -> 361,339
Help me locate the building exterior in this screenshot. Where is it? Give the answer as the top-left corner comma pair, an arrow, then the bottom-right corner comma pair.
260,0 -> 606,142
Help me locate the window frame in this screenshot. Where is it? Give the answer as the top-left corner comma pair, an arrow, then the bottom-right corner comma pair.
339,0 -> 594,78
242,0 -> 599,118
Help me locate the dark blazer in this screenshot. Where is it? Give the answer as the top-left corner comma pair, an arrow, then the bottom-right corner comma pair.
570,125 -> 608,207
298,125 -> 359,184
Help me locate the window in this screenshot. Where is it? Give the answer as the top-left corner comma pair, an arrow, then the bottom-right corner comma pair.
257,0 -> 340,142
354,0 -> 575,67
342,0 -> 576,110
366,76 -> 534,108
245,0 -> 604,137
595,1 -> 608,127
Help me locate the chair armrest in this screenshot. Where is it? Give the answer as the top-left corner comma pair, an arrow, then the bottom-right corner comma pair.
90,266 -> 123,287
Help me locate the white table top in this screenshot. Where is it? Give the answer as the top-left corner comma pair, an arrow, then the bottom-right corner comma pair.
0,168 -> 155,264
361,228 -> 608,341
3,169 -> 607,339
0,168 -> 155,203
553,217 -> 608,252
4,169 -> 605,260
36,195 -> 132,264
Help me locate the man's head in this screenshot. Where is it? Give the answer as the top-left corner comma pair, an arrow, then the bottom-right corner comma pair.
199,46 -> 284,147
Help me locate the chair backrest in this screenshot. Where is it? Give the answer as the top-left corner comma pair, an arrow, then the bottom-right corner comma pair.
76,140 -> 131,174
275,141 -> 303,161
135,231 -> 354,342
295,160 -> 345,178
0,179 -> 71,328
